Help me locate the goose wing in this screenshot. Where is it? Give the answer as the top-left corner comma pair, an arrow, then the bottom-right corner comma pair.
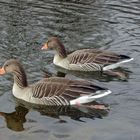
31,77 -> 107,105
67,49 -> 131,71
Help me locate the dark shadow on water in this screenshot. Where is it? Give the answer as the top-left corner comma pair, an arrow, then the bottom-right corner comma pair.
0,106 -> 28,132
0,98 -> 110,132
43,66 -> 132,82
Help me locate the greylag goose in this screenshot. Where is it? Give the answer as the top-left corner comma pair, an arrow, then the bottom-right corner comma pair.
42,37 -> 133,71
0,59 -> 111,106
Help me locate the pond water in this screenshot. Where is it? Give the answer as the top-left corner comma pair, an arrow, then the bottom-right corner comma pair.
0,0 -> 139,139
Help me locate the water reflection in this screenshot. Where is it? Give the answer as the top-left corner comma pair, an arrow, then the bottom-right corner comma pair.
0,0 -> 139,139
43,66 -> 132,82
0,101 -> 109,132
0,106 -> 28,131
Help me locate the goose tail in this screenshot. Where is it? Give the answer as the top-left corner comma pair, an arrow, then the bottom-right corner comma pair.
103,57 -> 134,71
70,90 -> 112,105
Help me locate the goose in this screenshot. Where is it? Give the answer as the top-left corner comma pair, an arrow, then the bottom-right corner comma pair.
0,59 -> 111,106
41,37 -> 133,72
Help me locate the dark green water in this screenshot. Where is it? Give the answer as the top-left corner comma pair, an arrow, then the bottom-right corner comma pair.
0,0 -> 139,139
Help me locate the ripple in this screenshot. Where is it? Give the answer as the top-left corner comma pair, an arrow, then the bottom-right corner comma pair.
0,0 -> 139,139
53,133 -> 70,138
31,129 -> 49,134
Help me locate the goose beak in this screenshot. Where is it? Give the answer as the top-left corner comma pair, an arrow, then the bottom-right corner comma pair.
0,67 -> 5,75
41,43 -> 48,50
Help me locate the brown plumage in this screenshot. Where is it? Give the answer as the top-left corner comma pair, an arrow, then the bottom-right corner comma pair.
42,37 -> 133,71
0,59 -> 111,106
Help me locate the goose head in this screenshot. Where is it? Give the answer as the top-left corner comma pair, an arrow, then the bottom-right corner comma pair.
0,59 -> 27,87
0,59 -> 23,75
42,37 -> 67,58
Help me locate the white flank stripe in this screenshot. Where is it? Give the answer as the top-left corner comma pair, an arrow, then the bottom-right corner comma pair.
103,58 -> 134,71
89,90 -> 112,99
70,90 -> 112,105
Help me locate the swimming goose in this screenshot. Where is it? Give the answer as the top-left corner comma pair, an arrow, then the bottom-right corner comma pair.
42,37 -> 133,71
0,59 -> 111,106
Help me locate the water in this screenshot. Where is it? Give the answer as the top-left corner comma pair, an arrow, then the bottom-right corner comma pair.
0,0 -> 139,139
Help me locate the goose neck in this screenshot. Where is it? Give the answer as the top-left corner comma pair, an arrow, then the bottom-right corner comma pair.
56,44 -> 67,58
13,69 -> 28,89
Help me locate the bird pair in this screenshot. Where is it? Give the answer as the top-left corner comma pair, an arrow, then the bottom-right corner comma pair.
0,37 -> 133,106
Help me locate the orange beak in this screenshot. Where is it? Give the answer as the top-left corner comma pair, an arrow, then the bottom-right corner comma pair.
41,43 -> 48,50
0,67 -> 5,75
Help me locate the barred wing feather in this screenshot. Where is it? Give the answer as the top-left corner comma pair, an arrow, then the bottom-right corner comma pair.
67,49 -> 131,71
31,78 -> 109,105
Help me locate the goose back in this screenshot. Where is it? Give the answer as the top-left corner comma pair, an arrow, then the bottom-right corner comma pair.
65,49 -> 132,71
31,77 -> 107,106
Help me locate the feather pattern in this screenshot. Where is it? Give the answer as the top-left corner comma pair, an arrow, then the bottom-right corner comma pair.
67,49 -> 132,71
0,59 -> 111,106
31,77 -> 107,105
42,37 -> 133,71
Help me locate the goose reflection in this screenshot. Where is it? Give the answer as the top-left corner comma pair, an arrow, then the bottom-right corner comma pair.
0,106 -> 28,132
43,67 -> 132,82
0,100 -> 109,132
37,102 -> 109,121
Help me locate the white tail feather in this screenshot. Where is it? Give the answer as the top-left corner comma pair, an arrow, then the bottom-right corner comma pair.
103,58 -> 134,71
70,90 -> 112,105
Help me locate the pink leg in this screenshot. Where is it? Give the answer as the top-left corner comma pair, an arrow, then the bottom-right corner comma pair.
88,105 -> 108,110
75,102 -> 108,110
104,70 -> 127,80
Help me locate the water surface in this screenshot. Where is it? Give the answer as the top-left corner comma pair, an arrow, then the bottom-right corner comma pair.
0,0 -> 139,139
